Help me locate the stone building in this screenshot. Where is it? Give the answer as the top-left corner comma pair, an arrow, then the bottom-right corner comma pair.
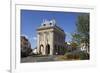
21,36 -> 32,57
36,19 -> 66,55
80,43 -> 89,53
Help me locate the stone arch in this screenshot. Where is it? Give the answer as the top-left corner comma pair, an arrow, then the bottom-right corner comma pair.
39,44 -> 44,54
46,44 -> 50,55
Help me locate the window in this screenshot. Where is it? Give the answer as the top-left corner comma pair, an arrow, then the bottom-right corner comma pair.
50,23 -> 52,25
43,24 -> 46,26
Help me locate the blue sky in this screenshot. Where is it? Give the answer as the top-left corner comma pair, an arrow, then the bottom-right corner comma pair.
21,9 -> 87,49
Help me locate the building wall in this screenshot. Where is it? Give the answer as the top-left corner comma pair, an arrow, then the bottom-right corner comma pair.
37,29 -> 65,55
37,30 -> 54,55
36,20 -> 66,55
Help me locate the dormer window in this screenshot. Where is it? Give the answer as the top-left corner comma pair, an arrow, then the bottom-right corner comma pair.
43,24 -> 46,26
50,23 -> 52,25
42,19 -> 56,26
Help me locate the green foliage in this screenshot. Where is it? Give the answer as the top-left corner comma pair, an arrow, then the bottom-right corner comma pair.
72,14 -> 90,46
76,14 -> 89,35
72,33 -> 82,44
77,14 -> 89,43
57,51 -> 89,60
70,42 -> 78,49
78,52 -> 90,60
64,42 -> 68,45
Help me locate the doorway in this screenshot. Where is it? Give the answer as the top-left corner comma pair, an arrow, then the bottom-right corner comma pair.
39,44 -> 44,54
46,44 -> 50,55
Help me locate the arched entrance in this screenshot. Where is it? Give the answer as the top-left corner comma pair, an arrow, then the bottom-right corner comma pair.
46,44 -> 50,55
39,44 -> 44,54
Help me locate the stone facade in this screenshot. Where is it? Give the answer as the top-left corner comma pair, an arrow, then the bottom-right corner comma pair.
36,19 -> 66,55
80,43 -> 89,53
21,36 -> 32,57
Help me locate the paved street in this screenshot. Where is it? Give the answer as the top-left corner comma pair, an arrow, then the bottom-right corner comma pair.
21,55 -> 58,63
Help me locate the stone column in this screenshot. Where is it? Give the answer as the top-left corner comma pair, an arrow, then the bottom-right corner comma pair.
43,32 -> 46,55
50,31 -> 54,55
36,33 -> 40,54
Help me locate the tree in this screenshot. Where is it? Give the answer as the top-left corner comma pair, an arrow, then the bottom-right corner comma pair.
76,14 -> 89,44
71,14 -> 90,54
72,33 -> 82,45
72,14 -> 90,44
70,42 -> 78,51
